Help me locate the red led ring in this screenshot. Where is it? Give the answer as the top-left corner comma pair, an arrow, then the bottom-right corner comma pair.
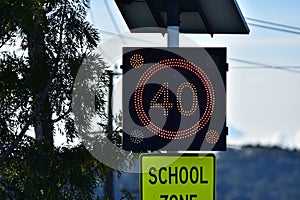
134,59 -> 215,139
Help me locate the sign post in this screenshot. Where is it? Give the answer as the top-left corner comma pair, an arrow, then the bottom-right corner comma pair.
140,154 -> 216,200
111,0 -> 250,199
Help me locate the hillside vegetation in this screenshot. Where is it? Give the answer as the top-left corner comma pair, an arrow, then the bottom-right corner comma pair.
217,146 -> 300,200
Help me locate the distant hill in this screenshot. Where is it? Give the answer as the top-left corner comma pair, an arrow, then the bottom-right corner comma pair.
217,145 -> 300,200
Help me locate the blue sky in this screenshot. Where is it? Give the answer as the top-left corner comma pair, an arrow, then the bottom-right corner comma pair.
88,0 -> 300,149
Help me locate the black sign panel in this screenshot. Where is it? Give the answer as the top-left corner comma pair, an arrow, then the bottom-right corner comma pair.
122,47 -> 227,151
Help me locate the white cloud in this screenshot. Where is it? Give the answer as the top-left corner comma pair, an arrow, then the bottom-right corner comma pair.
227,125 -> 300,150
269,131 -> 285,146
294,130 -> 300,147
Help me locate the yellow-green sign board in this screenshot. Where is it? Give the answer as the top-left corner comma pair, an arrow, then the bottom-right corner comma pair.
140,154 -> 215,200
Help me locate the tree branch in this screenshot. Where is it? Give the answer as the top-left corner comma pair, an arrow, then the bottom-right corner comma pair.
51,106 -> 72,123
0,71 -> 53,164
0,34 -> 12,49
0,1 -> 68,164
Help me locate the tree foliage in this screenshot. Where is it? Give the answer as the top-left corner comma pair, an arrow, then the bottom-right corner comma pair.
0,0 -> 103,158
0,140 -> 109,199
0,0 -> 118,199
2,0 -> 103,143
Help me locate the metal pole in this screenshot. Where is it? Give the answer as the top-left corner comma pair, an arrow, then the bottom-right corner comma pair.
168,26 -> 179,47
108,71 -> 113,135
105,70 -> 114,199
167,0 -> 180,47
105,69 -> 122,199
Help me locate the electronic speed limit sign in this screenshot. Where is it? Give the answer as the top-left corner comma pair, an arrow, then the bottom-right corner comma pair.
122,47 -> 228,151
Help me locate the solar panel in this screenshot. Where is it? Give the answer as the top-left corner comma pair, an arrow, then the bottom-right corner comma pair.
114,0 -> 249,35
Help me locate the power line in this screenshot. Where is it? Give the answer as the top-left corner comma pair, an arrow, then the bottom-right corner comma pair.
88,3 -> 300,74
246,17 -> 300,31
99,29 -> 158,43
229,58 -> 300,74
231,66 -> 300,69
103,0 -> 123,35
247,23 -> 300,35
88,0 -> 128,44
103,0 -> 126,44
246,17 -> 300,35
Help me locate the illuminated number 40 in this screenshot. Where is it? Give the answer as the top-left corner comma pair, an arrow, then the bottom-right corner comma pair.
150,82 -> 198,116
